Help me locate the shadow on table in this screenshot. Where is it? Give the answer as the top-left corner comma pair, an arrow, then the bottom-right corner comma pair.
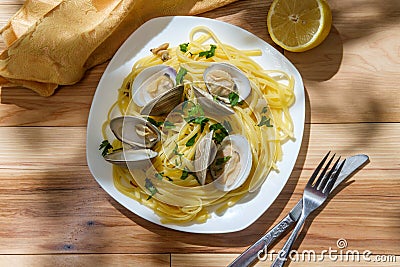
284,26 -> 343,82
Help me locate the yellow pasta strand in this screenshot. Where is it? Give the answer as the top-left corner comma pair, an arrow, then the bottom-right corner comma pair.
102,26 -> 295,224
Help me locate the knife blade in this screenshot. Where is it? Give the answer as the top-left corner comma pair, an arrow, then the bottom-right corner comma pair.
228,154 -> 369,267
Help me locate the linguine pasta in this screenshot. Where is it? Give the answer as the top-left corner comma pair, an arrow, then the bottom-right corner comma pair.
101,26 -> 295,224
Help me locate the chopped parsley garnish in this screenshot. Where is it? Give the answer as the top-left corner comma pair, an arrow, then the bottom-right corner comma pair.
261,106 -> 268,113
228,92 -> 243,107
186,116 -> 209,125
185,116 -> 209,133
186,133 -> 198,147
147,117 -> 163,127
210,123 -> 229,144
173,142 -> 184,157
145,178 -> 158,200
154,173 -> 172,182
199,44 -> 217,59
174,158 -> 180,167
179,43 -> 189,53
258,116 -> 273,127
176,67 -> 187,85
154,172 -> 164,180
99,140 -> 113,156
216,156 -> 232,165
179,169 -> 199,183
163,121 -> 175,129
213,132 -> 226,144
183,102 -> 206,125
210,123 -> 228,134
180,169 -> 189,180
173,142 -> 184,167
187,102 -> 204,117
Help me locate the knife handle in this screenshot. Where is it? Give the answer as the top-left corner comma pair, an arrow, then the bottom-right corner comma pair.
228,215 -> 295,267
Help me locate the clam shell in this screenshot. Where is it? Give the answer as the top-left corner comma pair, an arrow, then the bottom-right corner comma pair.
104,149 -> 158,168
110,116 -> 161,148
140,85 -> 184,116
193,130 -> 217,185
203,63 -> 251,102
211,134 -> 252,191
192,86 -> 234,117
132,65 -> 177,107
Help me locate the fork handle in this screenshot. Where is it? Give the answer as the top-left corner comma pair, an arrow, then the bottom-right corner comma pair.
228,215 -> 295,267
271,213 -> 307,267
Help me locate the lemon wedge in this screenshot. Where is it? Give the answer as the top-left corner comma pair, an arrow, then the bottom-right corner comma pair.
267,0 -> 332,52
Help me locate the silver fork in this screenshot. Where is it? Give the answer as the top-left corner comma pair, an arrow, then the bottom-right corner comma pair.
271,152 -> 346,267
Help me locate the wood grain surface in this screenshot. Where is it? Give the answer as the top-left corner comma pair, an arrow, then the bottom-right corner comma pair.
0,0 -> 399,266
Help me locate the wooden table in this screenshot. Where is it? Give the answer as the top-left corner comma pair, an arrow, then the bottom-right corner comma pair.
1,0 -> 399,266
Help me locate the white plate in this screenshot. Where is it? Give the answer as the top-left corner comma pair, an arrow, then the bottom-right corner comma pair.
86,16 -> 305,233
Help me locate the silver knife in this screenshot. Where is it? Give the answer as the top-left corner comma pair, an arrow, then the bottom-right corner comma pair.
228,154 -> 369,267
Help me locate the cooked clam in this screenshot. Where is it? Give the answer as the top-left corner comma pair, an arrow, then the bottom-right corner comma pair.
140,85 -> 184,116
110,116 -> 161,148
210,134 -> 252,191
203,63 -> 251,103
132,65 -> 177,107
192,86 -> 234,117
104,149 -> 158,168
193,131 -> 217,185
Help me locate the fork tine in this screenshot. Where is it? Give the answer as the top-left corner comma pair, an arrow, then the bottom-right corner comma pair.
323,158 -> 346,194
307,151 -> 330,187
315,153 -> 335,189
317,155 -> 338,190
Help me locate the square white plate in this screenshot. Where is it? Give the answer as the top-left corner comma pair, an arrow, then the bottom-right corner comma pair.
86,16 -> 305,233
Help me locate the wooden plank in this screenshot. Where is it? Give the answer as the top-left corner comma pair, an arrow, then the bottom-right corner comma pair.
0,254 -> 170,267
302,122 -> 399,170
0,1 -> 24,5
1,123 -> 398,170
0,122 -> 396,176
201,0 -> 279,51
172,254 -> 399,266
0,127 -> 87,167
284,0 -> 400,123
0,4 -> 20,25
0,0 -> 398,126
0,1 -> 399,265
1,168 -> 396,254
172,254 -> 247,267
0,63 -> 103,126
0,124 -> 398,254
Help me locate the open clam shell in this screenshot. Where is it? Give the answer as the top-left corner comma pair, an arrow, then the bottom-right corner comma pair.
192,86 -> 234,117
132,65 -> 177,107
110,116 -> 161,148
193,130 -> 217,185
140,85 -> 184,116
211,134 -> 252,191
203,63 -> 251,103
104,149 -> 158,168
